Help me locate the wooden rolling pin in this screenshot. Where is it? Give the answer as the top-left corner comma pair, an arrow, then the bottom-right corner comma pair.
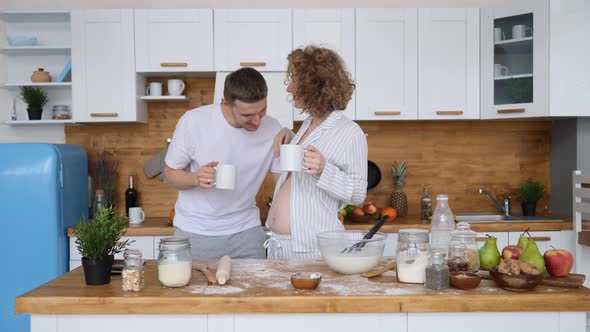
216,256 -> 232,285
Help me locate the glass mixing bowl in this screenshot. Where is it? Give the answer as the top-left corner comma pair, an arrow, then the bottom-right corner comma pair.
317,230 -> 387,275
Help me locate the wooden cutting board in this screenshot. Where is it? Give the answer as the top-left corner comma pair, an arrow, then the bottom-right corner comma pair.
479,271 -> 586,288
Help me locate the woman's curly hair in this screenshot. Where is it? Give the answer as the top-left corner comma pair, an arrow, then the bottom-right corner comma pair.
287,45 -> 355,118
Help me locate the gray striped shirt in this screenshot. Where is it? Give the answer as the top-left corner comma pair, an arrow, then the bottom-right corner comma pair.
272,111 -> 368,253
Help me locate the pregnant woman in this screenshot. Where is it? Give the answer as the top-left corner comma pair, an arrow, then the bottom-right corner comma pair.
265,45 -> 368,259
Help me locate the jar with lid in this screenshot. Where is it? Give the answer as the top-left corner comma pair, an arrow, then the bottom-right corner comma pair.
396,229 -> 431,284
122,249 -> 144,291
157,237 -> 192,287
447,241 -> 469,272
425,250 -> 449,291
52,105 -> 71,120
450,222 -> 479,272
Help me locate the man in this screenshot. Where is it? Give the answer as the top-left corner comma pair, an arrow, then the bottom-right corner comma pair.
164,67 -> 290,259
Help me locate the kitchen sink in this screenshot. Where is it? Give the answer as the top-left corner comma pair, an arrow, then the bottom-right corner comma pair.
455,213 -> 563,223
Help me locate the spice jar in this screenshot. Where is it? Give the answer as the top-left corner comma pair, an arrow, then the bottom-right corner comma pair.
157,237 -> 192,287
447,242 -> 469,272
52,105 -> 71,120
122,249 -> 144,291
396,229 -> 430,284
450,222 -> 480,272
425,250 -> 449,291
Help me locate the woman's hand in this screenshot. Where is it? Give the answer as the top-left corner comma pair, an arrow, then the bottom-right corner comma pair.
273,128 -> 293,157
196,161 -> 218,189
304,146 -> 326,175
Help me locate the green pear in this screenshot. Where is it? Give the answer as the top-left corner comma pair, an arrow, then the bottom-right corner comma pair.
479,235 -> 501,270
519,238 -> 545,272
517,228 -> 532,248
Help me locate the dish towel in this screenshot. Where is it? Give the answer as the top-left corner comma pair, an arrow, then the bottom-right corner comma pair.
144,140 -> 169,181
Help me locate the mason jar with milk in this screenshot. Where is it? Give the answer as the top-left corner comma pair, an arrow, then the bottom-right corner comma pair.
157,237 -> 192,287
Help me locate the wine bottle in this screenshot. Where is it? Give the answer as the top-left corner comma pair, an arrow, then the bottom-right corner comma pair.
125,175 -> 138,216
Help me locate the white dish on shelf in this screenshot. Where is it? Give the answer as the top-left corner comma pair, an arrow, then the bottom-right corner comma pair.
140,95 -> 188,101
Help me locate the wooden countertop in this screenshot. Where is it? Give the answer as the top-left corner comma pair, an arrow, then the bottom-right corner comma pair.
67,216 -> 577,238
16,260 -> 590,314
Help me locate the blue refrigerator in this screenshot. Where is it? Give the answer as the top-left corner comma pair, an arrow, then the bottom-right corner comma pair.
0,143 -> 89,332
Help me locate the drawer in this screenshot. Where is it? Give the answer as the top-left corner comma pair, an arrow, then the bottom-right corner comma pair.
70,236 -> 155,260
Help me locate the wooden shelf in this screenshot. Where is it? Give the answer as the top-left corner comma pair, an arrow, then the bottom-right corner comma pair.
140,95 -> 188,101
1,46 -> 71,55
494,73 -> 533,81
5,119 -> 75,125
2,82 -> 72,88
494,37 -> 533,45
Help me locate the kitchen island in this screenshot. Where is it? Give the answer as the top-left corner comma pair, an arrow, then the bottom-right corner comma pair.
16,260 -> 590,332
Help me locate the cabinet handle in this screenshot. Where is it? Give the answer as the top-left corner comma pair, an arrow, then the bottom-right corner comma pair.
476,236 -> 551,242
497,108 -> 525,114
436,110 -> 464,115
374,111 -> 401,116
90,113 -> 118,117
160,62 -> 188,67
239,62 -> 267,67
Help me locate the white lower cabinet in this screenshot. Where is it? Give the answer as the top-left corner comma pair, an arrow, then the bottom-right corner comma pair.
476,231 -> 509,253
383,233 -> 399,257
69,236 -> 155,270
507,230 -> 563,255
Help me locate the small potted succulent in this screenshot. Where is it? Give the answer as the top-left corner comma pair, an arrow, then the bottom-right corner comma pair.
73,206 -> 131,285
517,179 -> 545,217
19,86 -> 48,120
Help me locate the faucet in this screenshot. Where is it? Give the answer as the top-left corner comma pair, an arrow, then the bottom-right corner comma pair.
478,188 -> 511,216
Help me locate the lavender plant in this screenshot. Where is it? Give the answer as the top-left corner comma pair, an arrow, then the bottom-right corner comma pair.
93,150 -> 118,210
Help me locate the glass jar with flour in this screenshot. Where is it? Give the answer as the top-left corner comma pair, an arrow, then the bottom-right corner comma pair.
396,229 -> 430,284
157,237 -> 192,287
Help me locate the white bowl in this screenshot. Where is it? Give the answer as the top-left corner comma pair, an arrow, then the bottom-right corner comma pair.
317,230 -> 386,275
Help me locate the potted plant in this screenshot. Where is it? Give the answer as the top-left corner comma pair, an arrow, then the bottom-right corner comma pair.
73,206 -> 131,285
517,179 -> 544,217
19,86 -> 48,120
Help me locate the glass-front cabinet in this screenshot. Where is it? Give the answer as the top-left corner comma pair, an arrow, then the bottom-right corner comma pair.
481,0 -> 548,119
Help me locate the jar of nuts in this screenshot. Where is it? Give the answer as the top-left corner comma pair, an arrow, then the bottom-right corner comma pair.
447,242 -> 469,272
450,222 -> 480,272
122,249 -> 144,291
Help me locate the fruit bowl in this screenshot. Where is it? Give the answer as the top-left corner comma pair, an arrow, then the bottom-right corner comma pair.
489,267 -> 544,291
317,230 -> 386,275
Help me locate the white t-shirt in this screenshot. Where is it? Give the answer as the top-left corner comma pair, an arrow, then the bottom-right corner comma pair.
165,103 -> 282,236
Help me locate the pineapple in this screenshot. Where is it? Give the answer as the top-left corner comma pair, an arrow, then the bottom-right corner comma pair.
390,161 -> 408,217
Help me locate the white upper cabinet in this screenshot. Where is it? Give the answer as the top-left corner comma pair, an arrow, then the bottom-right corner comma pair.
481,0 -> 549,119
356,8 -> 418,121
71,9 -> 146,122
214,9 -> 292,72
134,9 -> 213,72
418,8 -> 480,120
549,0 -> 590,117
292,8 -> 356,121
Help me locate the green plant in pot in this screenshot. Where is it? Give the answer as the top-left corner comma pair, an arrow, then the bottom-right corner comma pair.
19,86 -> 48,120
73,206 -> 132,285
517,179 -> 544,217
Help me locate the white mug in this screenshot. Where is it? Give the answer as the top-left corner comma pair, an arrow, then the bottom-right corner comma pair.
512,24 -> 532,39
280,144 -> 304,172
146,82 -> 162,96
494,64 -> 509,77
167,79 -> 185,96
494,28 -> 505,42
215,164 -> 237,190
129,207 -> 145,225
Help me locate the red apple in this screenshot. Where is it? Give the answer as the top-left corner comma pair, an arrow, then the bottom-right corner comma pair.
351,207 -> 365,216
362,202 -> 377,215
502,245 -> 524,260
544,248 -> 574,277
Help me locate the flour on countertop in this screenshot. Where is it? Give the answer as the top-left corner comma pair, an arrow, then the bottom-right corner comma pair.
188,285 -> 245,295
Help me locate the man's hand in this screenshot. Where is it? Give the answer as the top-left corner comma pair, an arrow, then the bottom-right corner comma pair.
196,161 -> 218,189
273,128 -> 293,157
303,146 -> 326,175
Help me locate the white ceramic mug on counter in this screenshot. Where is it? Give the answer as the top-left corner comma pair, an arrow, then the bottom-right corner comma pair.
146,82 -> 163,96
512,24 -> 533,39
129,207 -> 145,225
167,79 -> 186,96
280,144 -> 304,172
215,164 -> 237,190
494,64 -> 509,77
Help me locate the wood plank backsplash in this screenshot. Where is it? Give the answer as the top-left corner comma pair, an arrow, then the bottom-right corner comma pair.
66,77 -> 551,220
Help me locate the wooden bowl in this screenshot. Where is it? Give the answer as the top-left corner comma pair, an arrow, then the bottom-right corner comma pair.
489,267 -> 543,291
450,272 -> 482,290
290,272 -> 322,290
